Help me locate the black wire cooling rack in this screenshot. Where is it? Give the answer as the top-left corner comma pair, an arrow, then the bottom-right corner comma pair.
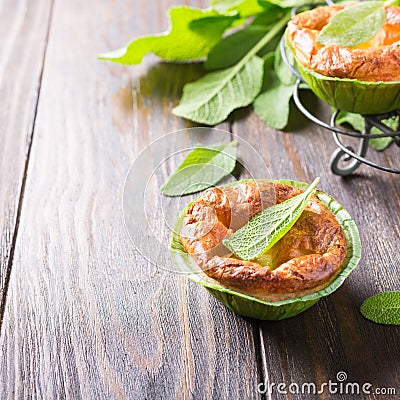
280,2 -> 400,176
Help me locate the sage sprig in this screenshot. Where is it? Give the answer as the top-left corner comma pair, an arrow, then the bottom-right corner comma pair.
100,1 -> 391,131
223,177 -> 320,260
100,0 -> 298,130
172,14 -> 290,125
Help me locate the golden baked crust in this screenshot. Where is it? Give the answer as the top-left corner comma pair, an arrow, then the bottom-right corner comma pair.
180,182 -> 347,300
287,4 -> 400,81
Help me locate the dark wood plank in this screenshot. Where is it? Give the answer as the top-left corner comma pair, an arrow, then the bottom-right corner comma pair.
0,0 -> 262,398
0,0 -> 53,316
232,99 -> 400,399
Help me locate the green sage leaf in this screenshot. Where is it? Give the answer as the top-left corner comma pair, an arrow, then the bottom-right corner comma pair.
205,26 -> 268,70
369,135 -> 394,151
369,115 -> 398,151
254,52 -> 294,130
259,0 -> 318,8
173,13 -> 290,125
336,111 -> 397,151
254,80 -> 294,130
211,0 -> 265,16
173,55 -> 264,125
318,1 -> 386,47
360,291 -> 400,325
161,141 -> 237,197
223,177 -> 320,260
274,42 -> 296,86
251,5 -> 286,27
336,111 -> 365,132
98,7 -> 237,64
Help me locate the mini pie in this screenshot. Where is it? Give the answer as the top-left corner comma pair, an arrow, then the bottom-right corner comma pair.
287,4 -> 400,82
180,181 -> 348,302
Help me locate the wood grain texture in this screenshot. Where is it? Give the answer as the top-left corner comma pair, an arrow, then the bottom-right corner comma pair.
0,0 -> 53,316
232,100 -> 400,399
0,0 -> 261,398
1,0 -> 399,398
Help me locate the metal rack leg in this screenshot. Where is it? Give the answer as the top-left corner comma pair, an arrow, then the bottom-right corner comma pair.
329,117 -> 370,176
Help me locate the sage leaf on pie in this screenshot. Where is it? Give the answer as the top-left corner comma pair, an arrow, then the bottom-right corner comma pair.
223,177 -> 320,260
161,141 -> 237,197
360,291 -> 400,325
318,1 -> 386,47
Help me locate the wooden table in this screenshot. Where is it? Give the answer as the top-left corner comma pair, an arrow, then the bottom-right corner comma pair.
1,0 -> 399,398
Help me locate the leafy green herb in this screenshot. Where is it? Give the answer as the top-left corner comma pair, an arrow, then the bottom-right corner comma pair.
251,4 -> 286,27
253,54 -> 292,129
336,111 -> 365,132
173,14 -> 291,125
253,47 -> 296,130
205,11 -> 283,71
337,111 -> 397,151
211,0 -> 265,16
223,177 -> 320,260
205,26 -> 268,70
101,1 -> 393,137
318,2 -> 386,47
274,42 -> 296,86
370,135 -> 394,151
259,0 -> 317,8
161,141 -> 237,197
99,1 -> 299,129
173,56 -> 264,125
98,7 -> 237,64
254,75 -> 294,130
360,291 -> 400,325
